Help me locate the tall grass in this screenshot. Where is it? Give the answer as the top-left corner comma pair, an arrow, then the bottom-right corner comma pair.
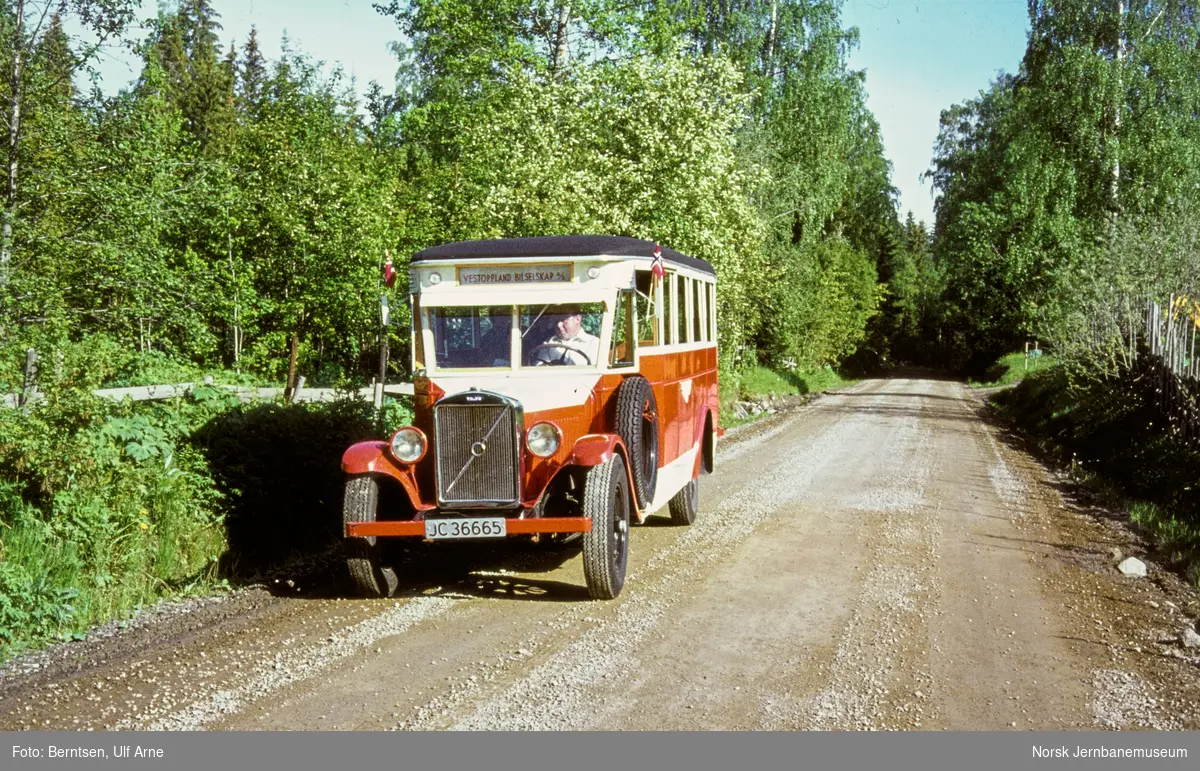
735,364 -> 854,398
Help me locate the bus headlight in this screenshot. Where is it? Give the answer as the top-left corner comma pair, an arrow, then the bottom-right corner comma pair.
526,422 -> 561,458
390,427 -> 427,463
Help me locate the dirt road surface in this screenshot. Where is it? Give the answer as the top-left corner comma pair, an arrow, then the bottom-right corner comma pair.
4,374 -> 1200,731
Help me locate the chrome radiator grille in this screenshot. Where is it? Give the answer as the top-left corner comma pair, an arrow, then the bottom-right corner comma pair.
434,401 -> 520,506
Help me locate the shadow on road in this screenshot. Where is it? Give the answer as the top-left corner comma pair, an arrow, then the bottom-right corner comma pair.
277,538 -> 589,601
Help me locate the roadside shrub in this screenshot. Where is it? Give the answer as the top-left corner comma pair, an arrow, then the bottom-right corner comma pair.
995,364 -> 1200,576
379,396 -> 415,435
0,385 -> 242,658
193,396 -> 378,576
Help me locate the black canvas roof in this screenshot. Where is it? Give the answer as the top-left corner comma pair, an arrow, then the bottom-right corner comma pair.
412,235 -> 715,276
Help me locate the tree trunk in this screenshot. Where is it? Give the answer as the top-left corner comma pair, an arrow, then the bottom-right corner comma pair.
0,0 -> 24,289
764,0 -> 778,78
1108,0 -> 1124,220
285,329 -> 300,400
228,231 -> 241,370
551,3 -> 571,76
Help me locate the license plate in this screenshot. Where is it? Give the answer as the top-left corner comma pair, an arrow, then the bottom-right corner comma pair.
424,518 -> 507,540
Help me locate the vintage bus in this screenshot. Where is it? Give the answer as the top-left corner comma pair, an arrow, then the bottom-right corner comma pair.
341,236 -> 720,599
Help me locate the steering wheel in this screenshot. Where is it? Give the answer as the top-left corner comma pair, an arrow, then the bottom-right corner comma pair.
531,342 -> 593,366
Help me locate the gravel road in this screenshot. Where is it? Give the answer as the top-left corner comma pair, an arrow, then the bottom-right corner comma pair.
5,374 -> 1200,731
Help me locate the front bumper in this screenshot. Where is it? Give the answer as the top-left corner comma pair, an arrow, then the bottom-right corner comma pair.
345,516 -> 592,538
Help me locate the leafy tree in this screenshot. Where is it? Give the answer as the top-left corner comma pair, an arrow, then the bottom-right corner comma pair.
0,0 -> 137,323
930,0 -> 1200,369
231,50 -> 399,386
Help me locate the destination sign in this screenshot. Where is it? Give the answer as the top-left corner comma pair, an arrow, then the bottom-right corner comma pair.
457,264 -> 572,285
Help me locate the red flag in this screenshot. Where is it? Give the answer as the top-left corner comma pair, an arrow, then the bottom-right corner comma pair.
383,257 -> 397,288
651,244 -> 665,279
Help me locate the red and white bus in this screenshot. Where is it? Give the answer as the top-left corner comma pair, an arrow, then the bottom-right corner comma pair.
341,236 -> 720,599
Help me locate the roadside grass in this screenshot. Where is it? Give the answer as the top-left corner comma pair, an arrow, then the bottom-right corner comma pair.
0,382 -> 395,664
969,351 -> 1059,388
720,365 -> 855,428
1129,502 -> 1200,584
991,367 -> 1200,586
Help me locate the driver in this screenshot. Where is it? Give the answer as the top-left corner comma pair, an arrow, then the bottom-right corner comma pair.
535,304 -> 600,366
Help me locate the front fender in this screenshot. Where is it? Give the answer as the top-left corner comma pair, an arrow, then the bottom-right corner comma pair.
568,433 -> 623,467
342,441 -> 391,474
568,433 -> 643,519
341,441 -> 434,511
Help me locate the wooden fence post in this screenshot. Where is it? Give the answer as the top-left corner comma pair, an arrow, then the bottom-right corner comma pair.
1191,316 -> 1196,381
287,375 -> 305,403
372,378 -> 384,411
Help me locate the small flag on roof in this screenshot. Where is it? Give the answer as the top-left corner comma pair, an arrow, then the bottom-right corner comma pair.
651,244 -> 665,279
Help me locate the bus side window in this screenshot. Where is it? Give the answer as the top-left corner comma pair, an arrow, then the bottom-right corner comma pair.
663,272 -> 674,345
700,282 -> 710,341
693,279 -> 704,342
676,275 -> 688,344
610,290 -> 636,368
635,270 -> 658,345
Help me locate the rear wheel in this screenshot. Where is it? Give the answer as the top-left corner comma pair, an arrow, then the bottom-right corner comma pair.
615,376 -> 658,508
667,477 -> 699,526
343,475 -> 398,598
582,457 -> 631,600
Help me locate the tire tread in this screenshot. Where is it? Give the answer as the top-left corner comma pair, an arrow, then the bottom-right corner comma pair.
667,478 -> 699,526
582,458 -> 628,600
343,475 -> 399,597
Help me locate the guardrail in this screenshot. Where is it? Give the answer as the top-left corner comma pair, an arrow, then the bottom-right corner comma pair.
2,380 -> 414,410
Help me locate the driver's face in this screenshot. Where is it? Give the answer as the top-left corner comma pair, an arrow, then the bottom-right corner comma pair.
556,313 -> 582,339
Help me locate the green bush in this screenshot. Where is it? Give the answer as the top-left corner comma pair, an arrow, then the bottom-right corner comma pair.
379,396 -> 415,435
0,385 -> 236,650
0,380 -> 400,662
192,395 -> 378,576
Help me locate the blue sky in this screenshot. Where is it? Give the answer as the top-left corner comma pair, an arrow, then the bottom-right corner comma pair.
92,0 -> 401,94
843,0 -> 1030,225
92,0 -> 1032,226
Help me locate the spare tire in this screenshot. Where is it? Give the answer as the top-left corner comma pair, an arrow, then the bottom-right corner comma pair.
614,376 -> 658,508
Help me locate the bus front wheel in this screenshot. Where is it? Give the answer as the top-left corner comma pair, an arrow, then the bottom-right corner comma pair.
343,475 -> 399,598
582,457 -> 631,600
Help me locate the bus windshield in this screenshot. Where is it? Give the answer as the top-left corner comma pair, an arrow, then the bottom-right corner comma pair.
519,303 -> 603,367
427,303 -> 604,369
428,306 -> 512,369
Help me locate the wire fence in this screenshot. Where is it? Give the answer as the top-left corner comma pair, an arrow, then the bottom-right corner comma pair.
1146,295 -> 1200,380
1140,295 -> 1200,444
